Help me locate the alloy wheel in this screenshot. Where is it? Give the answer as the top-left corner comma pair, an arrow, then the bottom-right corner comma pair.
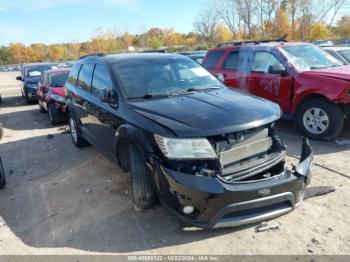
70,117 -> 78,144
303,107 -> 330,135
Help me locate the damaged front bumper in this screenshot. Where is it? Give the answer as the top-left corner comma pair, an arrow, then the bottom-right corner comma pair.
50,101 -> 68,121
152,138 -> 313,229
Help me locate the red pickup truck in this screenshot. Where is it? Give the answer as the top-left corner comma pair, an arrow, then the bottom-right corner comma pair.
203,41 -> 350,140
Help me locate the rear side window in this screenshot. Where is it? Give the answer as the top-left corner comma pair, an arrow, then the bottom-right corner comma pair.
224,52 -> 240,70
78,63 -> 94,92
203,50 -> 225,69
67,63 -> 82,85
92,63 -> 114,98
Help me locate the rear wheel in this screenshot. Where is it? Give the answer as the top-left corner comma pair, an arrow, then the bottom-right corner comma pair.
69,113 -> 87,148
39,103 -> 46,113
129,144 -> 156,210
24,89 -> 32,104
297,99 -> 344,141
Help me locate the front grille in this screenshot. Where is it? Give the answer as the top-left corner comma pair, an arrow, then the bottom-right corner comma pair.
212,127 -> 285,182
218,128 -> 271,168
220,137 -> 272,168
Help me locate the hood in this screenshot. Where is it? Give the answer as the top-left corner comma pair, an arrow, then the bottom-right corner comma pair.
50,87 -> 65,97
303,65 -> 350,82
129,88 -> 281,137
25,76 -> 40,84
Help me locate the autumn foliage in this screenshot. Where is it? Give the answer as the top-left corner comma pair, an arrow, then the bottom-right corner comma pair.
0,0 -> 350,65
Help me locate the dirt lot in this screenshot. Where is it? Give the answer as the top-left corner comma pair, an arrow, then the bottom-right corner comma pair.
0,71 -> 349,255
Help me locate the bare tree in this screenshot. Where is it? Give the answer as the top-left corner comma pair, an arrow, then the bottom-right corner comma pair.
214,0 -> 239,38
194,7 -> 220,45
327,0 -> 349,27
287,0 -> 300,37
235,0 -> 255,37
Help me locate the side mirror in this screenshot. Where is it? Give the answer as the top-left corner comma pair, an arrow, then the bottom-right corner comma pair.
100,89 -> 117,104
216,74 -> 225,82
16,76 -> 23,81
268,64 -> 287,75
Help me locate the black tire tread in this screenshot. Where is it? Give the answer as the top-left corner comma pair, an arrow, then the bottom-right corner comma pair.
129,144 -> 156,209
0,158 -> 6,189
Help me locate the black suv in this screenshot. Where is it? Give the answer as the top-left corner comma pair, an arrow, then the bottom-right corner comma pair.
65,53 -> 313,228
16,63 -> 57,103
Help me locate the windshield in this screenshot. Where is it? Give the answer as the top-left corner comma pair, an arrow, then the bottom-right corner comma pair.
26,65 -> 57,77
339,50 -> 350,63
112,57 -> 223,99
281,44 -> 343,71
49,72 -> 69,87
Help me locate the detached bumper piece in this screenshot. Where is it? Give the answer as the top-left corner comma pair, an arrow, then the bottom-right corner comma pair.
155,138 -> 313,229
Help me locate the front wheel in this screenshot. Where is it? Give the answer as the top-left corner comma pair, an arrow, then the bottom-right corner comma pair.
69,113 -> 87,148
297,99 -> 344,141
129,144 -> 156,210
48,104 -> 61,124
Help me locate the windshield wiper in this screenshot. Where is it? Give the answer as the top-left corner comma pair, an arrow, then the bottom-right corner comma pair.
171,86 -> 221,96
127,94 -> 169,100
187,86 -> 221,92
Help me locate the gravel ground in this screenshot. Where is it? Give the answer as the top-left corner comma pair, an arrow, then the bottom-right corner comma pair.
0,71 -> 349,255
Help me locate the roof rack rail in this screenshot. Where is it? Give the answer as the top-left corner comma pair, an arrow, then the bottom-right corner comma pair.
141,49 -> 167,53
79,53 -> 105,59
216,35 -> 288,48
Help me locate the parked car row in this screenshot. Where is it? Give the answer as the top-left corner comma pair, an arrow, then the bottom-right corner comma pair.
202,40 -> 350,141
322,45 -> 350,65
15,63 -> 71,123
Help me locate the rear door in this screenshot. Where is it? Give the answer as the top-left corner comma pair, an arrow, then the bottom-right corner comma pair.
248,50 -> 293,112
73,63 -> 95,141
84,63 -> 120,154
220,50 -> 251,91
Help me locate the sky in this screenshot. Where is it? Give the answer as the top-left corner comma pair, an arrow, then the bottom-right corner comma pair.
0,0 -> 206,46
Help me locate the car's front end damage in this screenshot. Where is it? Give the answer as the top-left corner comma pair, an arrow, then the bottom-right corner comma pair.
150,124 -> 313,229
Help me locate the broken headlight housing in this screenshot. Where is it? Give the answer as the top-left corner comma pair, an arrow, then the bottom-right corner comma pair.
154,135 -> 217,160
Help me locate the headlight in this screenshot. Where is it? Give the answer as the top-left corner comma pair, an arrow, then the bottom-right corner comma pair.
154,134 -> 217,159
51,94 -> 65,103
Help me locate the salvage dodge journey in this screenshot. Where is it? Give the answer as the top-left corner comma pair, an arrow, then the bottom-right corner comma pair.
65,53 -> 313,228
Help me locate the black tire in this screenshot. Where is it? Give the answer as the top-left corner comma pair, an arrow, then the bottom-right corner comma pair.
24,89 -> 32,104
48,104 -> 61,124
129,144 -> 156,210
68,112 -> 88,148
39,103 -> 46,113
0,157 -> 6,190
297,98 -> 344,141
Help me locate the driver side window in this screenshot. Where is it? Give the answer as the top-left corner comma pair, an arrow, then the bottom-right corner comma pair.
251,51 -> 284,73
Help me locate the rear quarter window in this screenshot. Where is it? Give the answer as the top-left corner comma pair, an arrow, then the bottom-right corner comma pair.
203,50 -> 225,69
67,63 -> 82,85
77,63 -> 95,92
